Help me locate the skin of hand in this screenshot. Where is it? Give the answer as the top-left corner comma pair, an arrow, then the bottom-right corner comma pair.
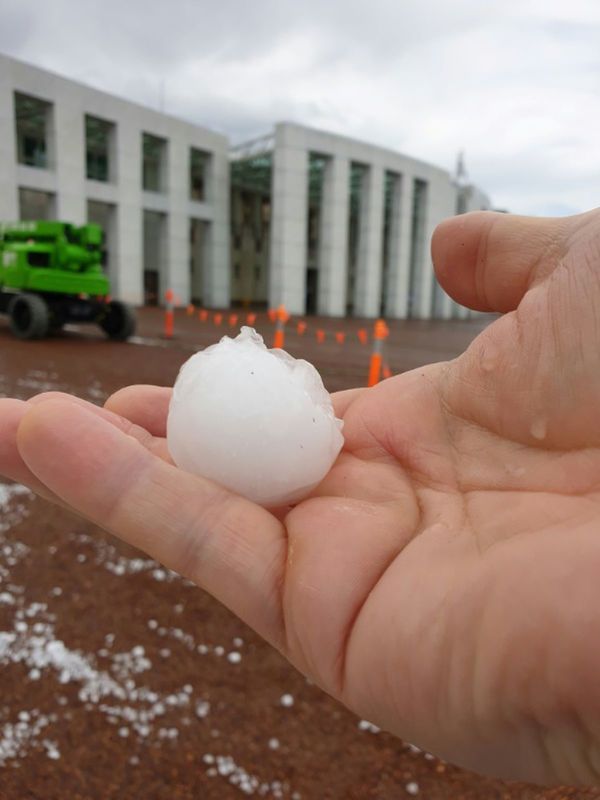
1,208 -> 600,786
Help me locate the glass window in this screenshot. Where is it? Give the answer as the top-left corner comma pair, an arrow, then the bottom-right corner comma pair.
190,148 -> 211,201
86,115 -> 114,182
408,179 -> 428,318
15,92 -> 51,169
142,133 -> 167,192
18,187 -> 55,220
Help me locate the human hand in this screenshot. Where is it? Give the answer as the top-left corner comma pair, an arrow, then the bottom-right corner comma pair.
2,208 -> 600,786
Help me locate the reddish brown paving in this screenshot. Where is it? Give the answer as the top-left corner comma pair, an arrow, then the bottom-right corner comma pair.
0,309 -> 598,800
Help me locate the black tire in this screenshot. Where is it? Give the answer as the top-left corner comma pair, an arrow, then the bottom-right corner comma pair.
49,321 -> 64,335
8,293 -> 50,340
48,308 -> 65,335
99,300 -> 136,341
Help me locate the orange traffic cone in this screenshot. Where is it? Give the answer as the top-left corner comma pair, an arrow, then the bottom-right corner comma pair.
164,289 -> 174,338
273,305 -> 289,349
367,320 -> 389,387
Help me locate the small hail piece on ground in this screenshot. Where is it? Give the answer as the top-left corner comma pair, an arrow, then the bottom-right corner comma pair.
358,719 -> 381,734
167,327 -> 344,507
279,693 -> 294,708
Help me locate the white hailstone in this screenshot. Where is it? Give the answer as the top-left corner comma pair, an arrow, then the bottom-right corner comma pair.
167,327 -> 344,507
405,782 -> 419,796
279,693 -> 294,708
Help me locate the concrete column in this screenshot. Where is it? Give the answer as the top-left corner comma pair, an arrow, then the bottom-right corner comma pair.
353,163 -> 384,317
166,215 -> 189,305
416,183 -> 435,319
441,292 -> 453,320
113,117 -> 143,304
383,173 -> 413,318
0,73 -> 19,221
416,176 -> 456,319
203,150 -> 230,308
269,124 -> 309,314
317,155 -> 349,317
54,88 -> 86,223
166,134 -> 190,305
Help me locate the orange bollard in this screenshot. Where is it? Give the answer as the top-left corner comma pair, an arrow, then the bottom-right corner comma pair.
357,328 -> 368,345
164,289 -> 174,339
186,303 -> 195,316
198,309 -> 208,322
229,313 -> 238,327
316,329 -> 326,344
335,331 -> 346,345
246,312 -> 257,326
273,305 -> 289,349
214,312 -> 223,326
268,308 -> 277,323
297,321 -> 307,335
367,319 -> 389,387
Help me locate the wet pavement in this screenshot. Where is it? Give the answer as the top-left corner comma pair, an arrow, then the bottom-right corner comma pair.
0,308 -> 596,799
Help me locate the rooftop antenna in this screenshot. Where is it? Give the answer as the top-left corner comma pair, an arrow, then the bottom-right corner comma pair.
455,150 -> 468,187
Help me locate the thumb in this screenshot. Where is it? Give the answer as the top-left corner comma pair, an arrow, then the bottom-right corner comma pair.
431,210 -> 574,313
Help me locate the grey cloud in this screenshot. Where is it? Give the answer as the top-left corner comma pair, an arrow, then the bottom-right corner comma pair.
0,0 -> 598,215
0,2 -> 34,52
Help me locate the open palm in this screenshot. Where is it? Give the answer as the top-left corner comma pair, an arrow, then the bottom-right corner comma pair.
2,209 -> 600,786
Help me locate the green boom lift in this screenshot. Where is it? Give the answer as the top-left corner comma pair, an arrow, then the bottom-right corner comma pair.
0,220 -> 135,340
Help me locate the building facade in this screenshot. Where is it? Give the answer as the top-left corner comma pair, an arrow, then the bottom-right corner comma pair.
0,53 -> 230,308
230,125 -> 490,319
1,54 -> 491,319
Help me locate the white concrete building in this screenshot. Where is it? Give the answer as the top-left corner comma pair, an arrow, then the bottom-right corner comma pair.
231,123 -> 491,319
1,54 -> 491,319
0,53 -> 230,308
272,123 -> 455,319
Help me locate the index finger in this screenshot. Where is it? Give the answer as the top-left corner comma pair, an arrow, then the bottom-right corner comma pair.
17,399 -> 288,649
105,385 -> 172,437
105,385 -> 366,437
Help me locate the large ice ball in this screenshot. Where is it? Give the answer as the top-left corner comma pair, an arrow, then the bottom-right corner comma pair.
167,327 -> 344,506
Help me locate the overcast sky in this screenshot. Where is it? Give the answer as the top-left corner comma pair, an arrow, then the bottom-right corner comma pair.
1,0 -> 599,216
